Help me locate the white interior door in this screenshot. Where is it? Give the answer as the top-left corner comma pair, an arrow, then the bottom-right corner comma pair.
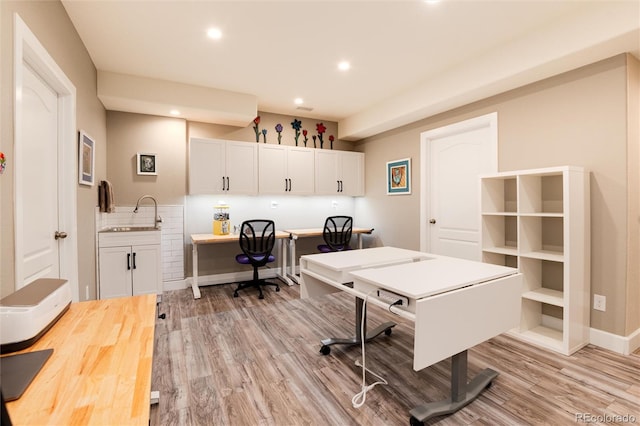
17,65 -> 60,285
14,14 -> 78,299
420,113 -> 497,260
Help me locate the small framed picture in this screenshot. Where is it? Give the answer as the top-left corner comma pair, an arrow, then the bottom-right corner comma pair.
137,152 -> 157,175
78,130 -> 95,186
386,158 -> 411,195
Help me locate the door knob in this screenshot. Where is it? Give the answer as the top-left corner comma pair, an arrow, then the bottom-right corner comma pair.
54,231 -> 68,239
429,219 -> 436,224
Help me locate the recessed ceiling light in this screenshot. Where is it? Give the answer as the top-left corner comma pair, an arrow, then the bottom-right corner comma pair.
424,0 -> 441,4
294,98 -> 304,105
170,109 -> 180,116
338,61 -> 351,71
207,27 -> 222,40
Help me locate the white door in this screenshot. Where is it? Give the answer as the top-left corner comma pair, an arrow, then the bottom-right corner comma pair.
287,147 -> 315,194
14,15 -> 79,300
98,246 -> 132,299
131,244 -> 161,295
225,141 -> 258,194
17,65 -> 60,286
420,113 -> 498,260
188,138 -> 225,194
258,144 -> 288,193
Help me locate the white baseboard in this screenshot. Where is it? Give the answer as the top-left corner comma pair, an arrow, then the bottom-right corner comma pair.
590,327 -> 640,355
164,268 -> 281,292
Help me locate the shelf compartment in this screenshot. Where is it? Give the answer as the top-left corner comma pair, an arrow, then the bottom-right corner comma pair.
519,216 -> 563,259
482,215 -> 518,253
481,177 -> 517,213
519,173 -> 564,214
519,257 -> 564,307
482,252 -> 518,268
517,299 -> 564,350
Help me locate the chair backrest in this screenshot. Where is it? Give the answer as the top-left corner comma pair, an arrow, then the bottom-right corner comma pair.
238,220 -> 276,266
322,216 -> 353,251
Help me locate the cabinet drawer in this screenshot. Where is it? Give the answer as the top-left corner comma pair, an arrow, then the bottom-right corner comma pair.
98,230 -> 161,248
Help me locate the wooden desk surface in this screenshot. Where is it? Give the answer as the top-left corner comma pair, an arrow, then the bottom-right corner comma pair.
191,231 -> 290,245
4,294 -> 156,426
284,227 -> 373,238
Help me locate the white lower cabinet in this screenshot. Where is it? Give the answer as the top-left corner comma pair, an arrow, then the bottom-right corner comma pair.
98,231 -> 162,299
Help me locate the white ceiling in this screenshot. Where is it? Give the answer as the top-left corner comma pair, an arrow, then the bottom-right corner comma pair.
61,0 -> 640,140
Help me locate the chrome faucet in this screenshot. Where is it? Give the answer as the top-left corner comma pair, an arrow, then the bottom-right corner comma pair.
133,195 -> 162,229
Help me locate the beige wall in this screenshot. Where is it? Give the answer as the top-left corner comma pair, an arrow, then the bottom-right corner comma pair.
106,112 -> 187,205
356,54 -> 639,337
0,1 -> 106,300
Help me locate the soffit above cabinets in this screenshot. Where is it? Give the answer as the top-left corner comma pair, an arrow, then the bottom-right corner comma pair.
97,71 -> 257,127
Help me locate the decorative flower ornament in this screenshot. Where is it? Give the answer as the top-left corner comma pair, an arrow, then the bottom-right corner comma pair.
252,116 -> 261,142
302,129 -> 309,147
291,119 -> 302,146
329,135 -> 335,150
316,122 -> 326,148
312,135 -> 317,148
0,152 -> 6,174
261,128 -> 267,143
275,123 -> 283,144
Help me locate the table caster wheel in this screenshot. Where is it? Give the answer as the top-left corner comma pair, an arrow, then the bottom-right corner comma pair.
409,416 -> 424,426
158,313 -> 166,320
385,328 -> 392,336
276,287 -> 280,292
320,345 -> 331,355
233,291 -> 239,298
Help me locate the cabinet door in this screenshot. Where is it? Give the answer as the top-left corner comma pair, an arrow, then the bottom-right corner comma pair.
258,144 -> 288,194
226,141 -> 258,194
315,150 -> 340,194
99,246 -> 132,299
287,147 -> 315,194
189,138 -> 225,194
340,152 -> 364,196
131,244 -> 162,296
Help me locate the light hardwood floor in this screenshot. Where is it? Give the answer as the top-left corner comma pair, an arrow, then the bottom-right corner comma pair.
150,283 -> 639,425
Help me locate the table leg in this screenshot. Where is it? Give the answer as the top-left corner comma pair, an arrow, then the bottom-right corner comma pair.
408,350 -> 497,425
287,235 -> 300,284
276,238 -> 293,286
319,297 -> 396,355
191,244 -> 201,299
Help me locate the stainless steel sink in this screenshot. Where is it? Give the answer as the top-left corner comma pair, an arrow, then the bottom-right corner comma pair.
100,226 -> 159,233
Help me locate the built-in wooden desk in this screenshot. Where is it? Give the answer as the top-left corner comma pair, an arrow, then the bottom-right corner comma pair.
190,231 -> 291,299
4,294 -> 156,425
284,227 -> 374,284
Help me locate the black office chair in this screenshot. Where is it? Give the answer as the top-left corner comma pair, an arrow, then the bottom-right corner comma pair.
317,216 -> 353,252
234,220 -> 280,299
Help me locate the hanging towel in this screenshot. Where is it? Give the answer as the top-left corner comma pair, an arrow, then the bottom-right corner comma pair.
99,180 -> 115,213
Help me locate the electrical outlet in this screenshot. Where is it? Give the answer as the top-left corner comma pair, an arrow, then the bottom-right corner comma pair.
593,294 -> 606,312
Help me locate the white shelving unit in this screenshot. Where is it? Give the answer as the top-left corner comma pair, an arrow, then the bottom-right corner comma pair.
480,166 -> 590,355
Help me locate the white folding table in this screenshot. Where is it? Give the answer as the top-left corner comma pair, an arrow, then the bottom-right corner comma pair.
299,247 -> 522,424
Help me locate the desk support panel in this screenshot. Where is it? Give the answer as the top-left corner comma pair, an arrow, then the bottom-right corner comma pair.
320,297 -> 395,355
409,350 -> 497,424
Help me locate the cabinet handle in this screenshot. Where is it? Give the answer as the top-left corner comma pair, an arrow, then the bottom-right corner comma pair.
132,252 -> 137,269
284,178 -> 288,192
222,176 -> 226,191
288,178 -> 292,192
127,253 -> 131,270
226,177 -> 230,191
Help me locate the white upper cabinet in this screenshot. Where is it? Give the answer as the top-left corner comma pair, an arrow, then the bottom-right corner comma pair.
189,138 -> 258,195
258,145 -> 315,195
315,150 -> 364,196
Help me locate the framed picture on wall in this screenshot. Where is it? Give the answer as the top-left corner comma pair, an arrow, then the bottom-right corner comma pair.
137,152 -> 157,175
78,130 -> 95,186
386,158 -> 411,195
